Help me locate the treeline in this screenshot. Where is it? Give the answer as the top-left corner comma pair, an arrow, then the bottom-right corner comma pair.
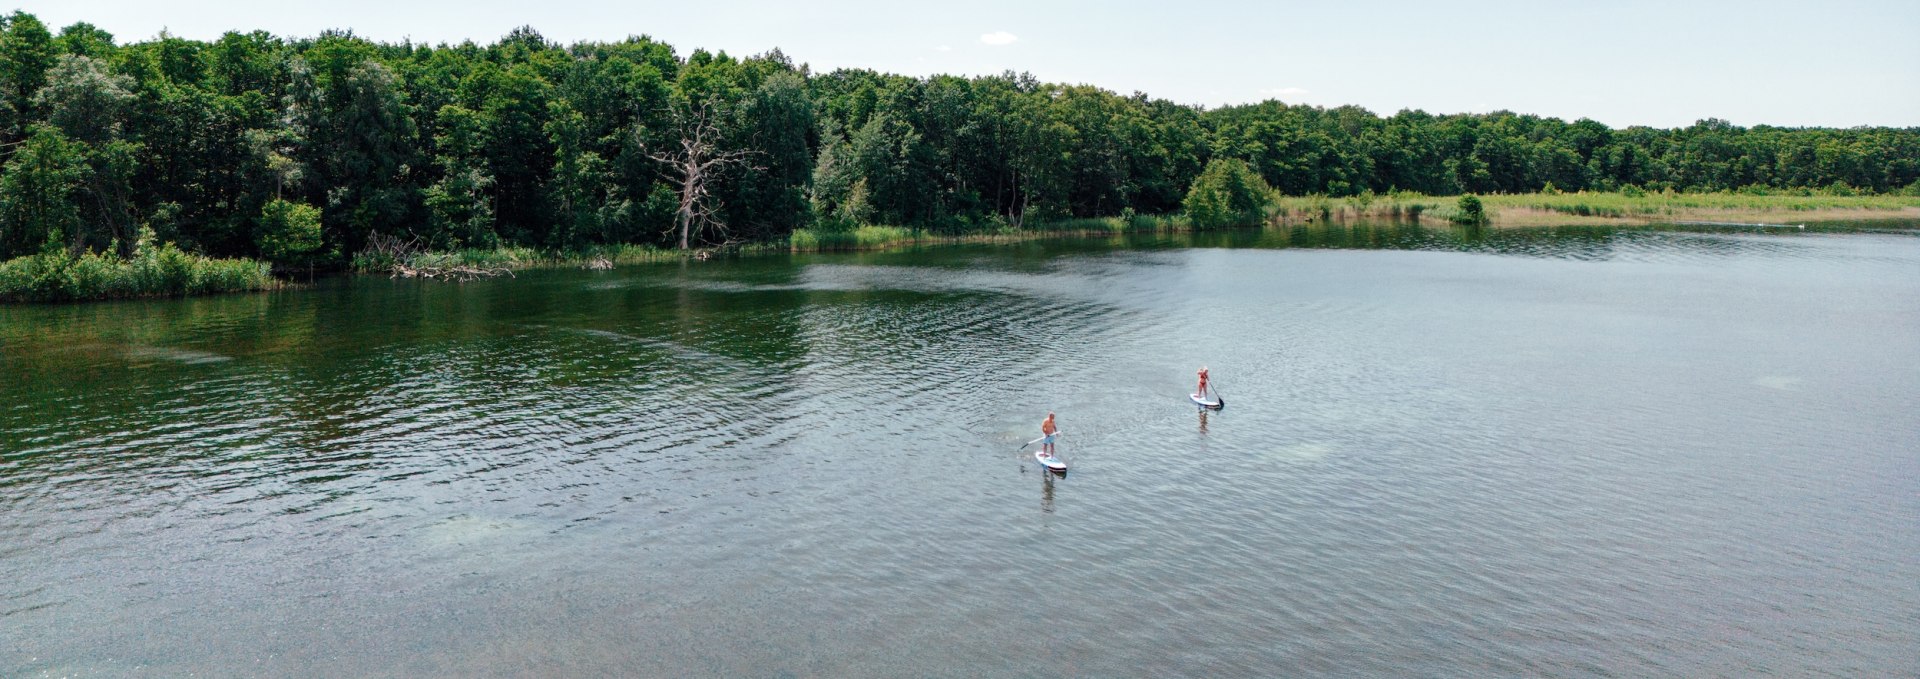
1,10 -> 1917,268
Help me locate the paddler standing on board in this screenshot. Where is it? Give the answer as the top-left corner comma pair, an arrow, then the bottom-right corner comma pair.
1196,366 -> 1211,400
1040,412 -> 1059,457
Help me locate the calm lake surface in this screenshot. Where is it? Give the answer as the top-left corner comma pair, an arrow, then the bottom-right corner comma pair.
4,222 -> 1918,677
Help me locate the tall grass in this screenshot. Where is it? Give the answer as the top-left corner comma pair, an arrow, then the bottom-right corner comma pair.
1482,190 -> 1920,218
1031,212 -> 1188,233
1265,190 -> 1919,225
789,225 -> 918,251
0,244 -> 279,303
787,215 -> 1189,252
352,243 -> 691,275
1269,191 -> 1444,224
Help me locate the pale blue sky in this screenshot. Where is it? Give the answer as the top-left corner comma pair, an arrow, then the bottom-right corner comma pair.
15,0 -> 1919,128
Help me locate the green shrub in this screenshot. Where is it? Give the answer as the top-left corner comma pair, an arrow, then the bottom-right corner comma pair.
1184,158 -> 1271,229
1452,195 -> 1487,225
256,199 -> 324,274
1348,189 -> 1377,212
0,242 -> 277,303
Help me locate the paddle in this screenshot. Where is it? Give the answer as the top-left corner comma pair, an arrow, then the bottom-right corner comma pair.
1020,429 -> 1063,450
1023,430 -> 1065,465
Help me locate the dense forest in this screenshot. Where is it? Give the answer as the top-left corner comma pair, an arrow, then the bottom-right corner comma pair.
2,11 -> 1917,268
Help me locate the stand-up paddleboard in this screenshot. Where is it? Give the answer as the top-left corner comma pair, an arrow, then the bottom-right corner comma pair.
1033,432 -> 1067,472
1191,392 -> 1224,409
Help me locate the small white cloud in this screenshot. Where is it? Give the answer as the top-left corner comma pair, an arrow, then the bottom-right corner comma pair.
1260,87 -> 1311,97
980,31 -> 1018,46
936,44 -> 953,52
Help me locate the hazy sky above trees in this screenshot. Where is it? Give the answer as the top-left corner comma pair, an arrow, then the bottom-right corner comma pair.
17,0 -> 1918,128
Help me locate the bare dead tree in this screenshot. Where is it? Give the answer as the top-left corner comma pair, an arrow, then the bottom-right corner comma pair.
643,100 -> 760,250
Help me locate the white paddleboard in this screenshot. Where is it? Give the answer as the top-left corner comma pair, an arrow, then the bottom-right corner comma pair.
1035,450 -> 1067,472
1191,393 -> 1224,409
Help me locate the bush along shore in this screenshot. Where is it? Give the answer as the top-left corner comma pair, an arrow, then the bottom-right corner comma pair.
0,240 -> 278,303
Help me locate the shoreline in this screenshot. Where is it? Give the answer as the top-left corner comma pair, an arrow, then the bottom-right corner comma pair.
1266,192 -> 1920,230
1482,205 -> 1920,229
8,198 -> 1917,303
776,204 -> 1920,255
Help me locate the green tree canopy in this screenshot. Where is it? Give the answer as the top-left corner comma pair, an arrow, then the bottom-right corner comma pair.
255,197 -> 323,271
0,9 -> 1912,268
0,125 -> 85,258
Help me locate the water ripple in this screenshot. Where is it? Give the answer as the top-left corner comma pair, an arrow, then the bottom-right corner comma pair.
2,225 -> 1917,677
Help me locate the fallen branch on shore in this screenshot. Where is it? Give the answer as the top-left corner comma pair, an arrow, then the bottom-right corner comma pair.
359,232 -> 518,280
389,262 -> 515,280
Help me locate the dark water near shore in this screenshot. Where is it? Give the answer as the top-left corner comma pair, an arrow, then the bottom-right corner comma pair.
4,222 -> 1918,677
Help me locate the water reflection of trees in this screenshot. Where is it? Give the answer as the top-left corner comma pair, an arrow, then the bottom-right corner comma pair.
1096,220 -> 1757,262
0,265 -> 824,475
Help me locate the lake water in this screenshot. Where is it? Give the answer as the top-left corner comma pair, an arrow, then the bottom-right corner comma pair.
4,222 -> 1918,677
